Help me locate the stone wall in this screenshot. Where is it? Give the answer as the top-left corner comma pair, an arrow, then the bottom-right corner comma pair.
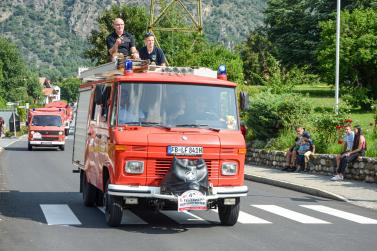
246,148 -> 377,183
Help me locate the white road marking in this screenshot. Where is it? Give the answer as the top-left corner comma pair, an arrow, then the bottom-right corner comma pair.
160,210 -> 209,224
97,207 -> 147,225
252,205 -> 330,224
301,205 -> 377,224
212,209 -> 271,224
40,204 -> 81,225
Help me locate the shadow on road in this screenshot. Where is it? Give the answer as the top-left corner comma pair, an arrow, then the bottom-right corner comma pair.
4,146 -> 60,151
0,190 -> 219,232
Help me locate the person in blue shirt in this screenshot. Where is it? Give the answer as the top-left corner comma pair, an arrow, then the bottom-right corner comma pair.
296,132 -> 315,172
139,32 -> 166,66
334,126 -> 354,174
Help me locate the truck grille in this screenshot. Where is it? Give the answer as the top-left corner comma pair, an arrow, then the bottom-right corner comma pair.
37,130 -> 60,136
151,158 -> 219,180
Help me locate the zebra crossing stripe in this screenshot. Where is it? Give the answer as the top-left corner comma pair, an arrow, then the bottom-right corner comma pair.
40,204 -> 81,225
97,207 -> 147,225
252,205 -> 330,224
212,209 -> 271,224
160,210 -> 209,224
300,205 -> 377,224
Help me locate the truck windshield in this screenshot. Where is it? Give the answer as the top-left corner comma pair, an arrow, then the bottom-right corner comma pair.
31,115 -> 62,127
118,83 -> 239,130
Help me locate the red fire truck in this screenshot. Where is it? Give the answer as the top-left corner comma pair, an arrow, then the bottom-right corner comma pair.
72,61 -> 248,226
45,101 -> 73,136
27,108 -> 66,151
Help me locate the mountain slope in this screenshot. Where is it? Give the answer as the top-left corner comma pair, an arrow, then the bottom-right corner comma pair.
0,0 -> 266,79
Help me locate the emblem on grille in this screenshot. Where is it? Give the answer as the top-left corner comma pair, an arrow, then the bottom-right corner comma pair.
182,136 -> 188,141
185,169 -> 197,181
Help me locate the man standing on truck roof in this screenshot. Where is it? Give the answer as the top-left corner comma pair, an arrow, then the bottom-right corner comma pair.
106,18 -> 139,61
139,32 -> 166,66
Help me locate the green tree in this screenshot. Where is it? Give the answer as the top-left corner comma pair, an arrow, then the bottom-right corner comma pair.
317,8 -> 377,99
0,36 -> 42,103
58,77 -> 81,103
238,29 -> 277,85
265,0 -> 376,70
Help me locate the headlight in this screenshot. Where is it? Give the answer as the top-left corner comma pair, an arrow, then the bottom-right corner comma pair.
59,131 -> 63,135
221,162 -> 237,176
30,131 -> 35,135
125,160 -> 144,174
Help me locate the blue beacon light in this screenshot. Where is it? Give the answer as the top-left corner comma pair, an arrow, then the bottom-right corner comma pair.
217,64 -> 227,80
124,59 -> 133,75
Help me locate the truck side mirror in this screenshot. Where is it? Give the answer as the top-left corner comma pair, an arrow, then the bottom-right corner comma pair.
26,121 -> 29,126
239,91 -> 249,111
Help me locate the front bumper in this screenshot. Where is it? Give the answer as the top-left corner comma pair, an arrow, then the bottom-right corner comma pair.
29,140 -> 65,146
108,184 -> 248,200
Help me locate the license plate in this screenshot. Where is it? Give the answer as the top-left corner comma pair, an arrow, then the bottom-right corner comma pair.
167,146 -> 203,156
41,141 -> 52,144
178,190 -> 207,211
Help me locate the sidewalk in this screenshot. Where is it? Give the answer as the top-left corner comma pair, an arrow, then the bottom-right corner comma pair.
0,137 -> 19,154
245,164 -> 377,210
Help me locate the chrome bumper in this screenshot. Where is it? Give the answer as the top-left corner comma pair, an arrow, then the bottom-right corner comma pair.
29,141 -> 65,145
107,184 -> 248,200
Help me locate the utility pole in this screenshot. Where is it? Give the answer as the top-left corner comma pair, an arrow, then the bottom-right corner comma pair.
335,0 -> 341,114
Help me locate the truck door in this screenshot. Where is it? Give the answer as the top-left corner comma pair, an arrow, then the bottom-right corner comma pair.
72,87 -> 92,170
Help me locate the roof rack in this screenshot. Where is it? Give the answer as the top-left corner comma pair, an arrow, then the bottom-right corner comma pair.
79,60 -> 218,82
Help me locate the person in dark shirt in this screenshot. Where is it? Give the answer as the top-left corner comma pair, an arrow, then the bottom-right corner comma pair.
106,18 -> 139,61
139,32 -> 166,66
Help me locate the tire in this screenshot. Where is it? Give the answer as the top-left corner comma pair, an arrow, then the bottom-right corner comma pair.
218,198 -> 240,226
28,143 -> 32,151
82,172 -> 97,207
104,180 -> 123,227
59,145 -> 65,151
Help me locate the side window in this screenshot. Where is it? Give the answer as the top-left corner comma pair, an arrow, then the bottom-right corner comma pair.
110,85 -> 118,126
90,86 -> 99,121
90,84 -> 112,122
101,85 -> 112,122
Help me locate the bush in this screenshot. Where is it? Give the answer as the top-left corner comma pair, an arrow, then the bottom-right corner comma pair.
342,86 -> 372,111
307,112 -> 348,153
246,91 -> 312,140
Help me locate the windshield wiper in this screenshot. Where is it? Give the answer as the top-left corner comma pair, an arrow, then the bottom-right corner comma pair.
175,124 -> 220,132
123,121 -> 170,130
141,121 -> 171,130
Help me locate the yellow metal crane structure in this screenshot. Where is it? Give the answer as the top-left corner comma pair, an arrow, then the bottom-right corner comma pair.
148,0 -> 203,35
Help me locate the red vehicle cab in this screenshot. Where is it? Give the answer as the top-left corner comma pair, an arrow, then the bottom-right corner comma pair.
27,108 -> 66,151
45,101 -> 73,135
73,62 -> 248,227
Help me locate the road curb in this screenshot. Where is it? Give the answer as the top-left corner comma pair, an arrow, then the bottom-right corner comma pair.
245,174 -> 349,202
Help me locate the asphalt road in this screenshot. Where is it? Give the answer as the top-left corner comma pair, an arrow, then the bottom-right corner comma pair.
1,139 -> 377,251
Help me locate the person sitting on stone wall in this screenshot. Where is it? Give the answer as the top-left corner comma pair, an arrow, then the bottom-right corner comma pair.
331,125 -> 366,181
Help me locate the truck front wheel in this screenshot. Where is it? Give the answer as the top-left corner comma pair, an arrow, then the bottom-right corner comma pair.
218,198 -> 240,226
104,180 -> 123,227
28,143 -> 32,151
59,145 -> 65,151
82,172 -> 97,207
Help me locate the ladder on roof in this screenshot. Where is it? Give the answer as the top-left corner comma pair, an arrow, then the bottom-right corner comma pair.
78,60 -> 150,81
78,61 -> 218,82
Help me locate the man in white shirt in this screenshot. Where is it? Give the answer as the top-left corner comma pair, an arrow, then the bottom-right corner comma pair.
334,126 -> 354,173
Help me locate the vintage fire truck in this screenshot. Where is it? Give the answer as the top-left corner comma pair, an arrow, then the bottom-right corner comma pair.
45,101 -> 73,136
27,107 -> 66,151
72,61 -> 248,226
